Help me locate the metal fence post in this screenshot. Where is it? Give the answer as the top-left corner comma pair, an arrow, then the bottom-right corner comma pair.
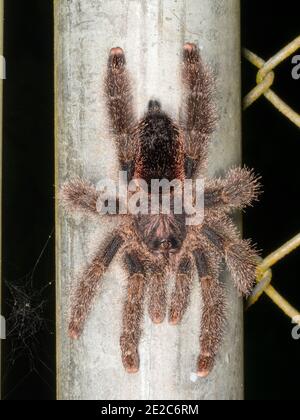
55,0 -> 243,400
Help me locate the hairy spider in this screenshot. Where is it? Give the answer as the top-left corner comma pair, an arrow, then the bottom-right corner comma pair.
61,43 -> 261,377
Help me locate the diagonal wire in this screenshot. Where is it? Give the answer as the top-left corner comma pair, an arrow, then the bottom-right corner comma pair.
243,36 -> 300,127
244,36 -> 300,323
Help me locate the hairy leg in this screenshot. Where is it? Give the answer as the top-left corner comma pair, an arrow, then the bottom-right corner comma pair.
69,233 -> 124,339
60,176 -> 130,218
169,257 -> 193,325
193,249 -> 226,377
204,167 -> 261,213
201,214 -> 258,296
105,47 -> 137,177
120,252 -> 146,373
60,178 -> 99,216
181,43 -> 216,177
148,269 -> 167,324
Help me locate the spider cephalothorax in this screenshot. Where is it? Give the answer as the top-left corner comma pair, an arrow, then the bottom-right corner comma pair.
61,43 -> 261,377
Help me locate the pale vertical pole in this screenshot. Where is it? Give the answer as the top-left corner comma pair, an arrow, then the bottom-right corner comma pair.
0,0 -> 4,400
55,0 -> 243,400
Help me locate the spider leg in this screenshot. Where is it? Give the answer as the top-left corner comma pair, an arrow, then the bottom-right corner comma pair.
205,167 -> 261,212
60,178 -> 99,216
169,256 -> 193,325
201,215 -> 258,296
193,248 -> 226,377
120,252 -> 146,373
225,238 -> 258,297
68,233 -> 124,339
60,177 -> 128,217
148,269 -> 167,324
181,43 -> 216,178
105,47 -> 137,179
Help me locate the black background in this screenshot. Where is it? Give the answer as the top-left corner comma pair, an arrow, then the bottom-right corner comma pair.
1,0 -> 300,400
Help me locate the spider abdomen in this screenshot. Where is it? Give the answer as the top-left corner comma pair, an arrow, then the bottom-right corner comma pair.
134,102 -> 185,183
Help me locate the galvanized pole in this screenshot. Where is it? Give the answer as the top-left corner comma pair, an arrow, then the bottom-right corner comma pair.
55,0 -> 243,400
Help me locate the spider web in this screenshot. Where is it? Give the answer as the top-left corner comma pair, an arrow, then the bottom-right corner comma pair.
2,229 -> 55,399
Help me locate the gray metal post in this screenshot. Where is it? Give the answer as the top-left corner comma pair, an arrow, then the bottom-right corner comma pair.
55,0 -> 243,400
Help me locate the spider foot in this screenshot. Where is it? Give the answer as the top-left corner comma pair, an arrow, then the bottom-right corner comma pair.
197,353 -> 215,378
149,310 -> 165,324
68,320 -> 81,340
122,349 -> 140,374
183,42 -> 200,62
168,309 -> 182,325
109,47 -> 126,69
120,335 -> 140,373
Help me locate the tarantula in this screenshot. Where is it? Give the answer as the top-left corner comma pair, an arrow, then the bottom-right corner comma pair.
61,43 -> 260,377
